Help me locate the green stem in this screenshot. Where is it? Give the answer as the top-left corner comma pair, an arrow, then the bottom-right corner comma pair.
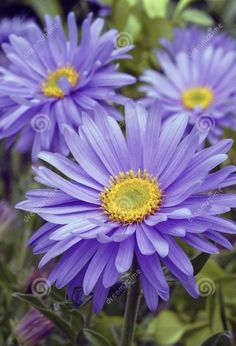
120,263 -> 141,346
85,300 -> 93,328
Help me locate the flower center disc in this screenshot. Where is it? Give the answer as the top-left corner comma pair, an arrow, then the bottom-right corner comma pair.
100,169 -> 162,224
182,87 -> 213,110
42,66 -> 79,98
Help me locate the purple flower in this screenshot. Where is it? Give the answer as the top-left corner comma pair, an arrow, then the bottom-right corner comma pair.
14,309 -> 53,346
140,27 -> 236,143
0,17 -> 35,45
159,26 -> 236,59
0,17 -> 35,65
0,12 -> 135,160
16,101 -> 236,312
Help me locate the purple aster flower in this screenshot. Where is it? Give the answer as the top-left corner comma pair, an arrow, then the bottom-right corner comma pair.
159,25 -> 236,59
16,101 -> 236,312
14,308 -> 53,346
0,17 -> 35,65
140,30 -> 236,143
0,12 -> 135,160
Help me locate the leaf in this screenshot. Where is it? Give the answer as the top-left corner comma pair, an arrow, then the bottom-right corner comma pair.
192,253 -> 211,275
0,261 -> 16,285
184,326 -> 212,346
125,14 -> 142,40
83,329 -> 112,346
147,311 -> 187,345
207,293 -> 224,334
94,313 -> 123,344
196,260 -> 230,282
142,0 -> 169,18
181,9 -> 214,26
201,332 -> 231,346
13,293 -> 45,309
70,310 -> 84,334
13,293 -> 75,340
173,0 -> 196,17
24,0 -> 63,21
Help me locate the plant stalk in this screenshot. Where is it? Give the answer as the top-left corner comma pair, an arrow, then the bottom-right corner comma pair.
120,263 -> 141,346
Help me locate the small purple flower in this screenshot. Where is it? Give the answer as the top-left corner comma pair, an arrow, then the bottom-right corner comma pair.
159,26 -> 236,59
16,101 -> 236,312
0,17 -> 35,65
140,26 -> 236,143
14,309 -> 53,346
0,12 -> 135,160
0,17 -> 35,45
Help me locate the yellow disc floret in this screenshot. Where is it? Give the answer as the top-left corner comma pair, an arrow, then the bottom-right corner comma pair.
42,66 -> 79,98
100,169 -> 162,224
182,87 -> 213,110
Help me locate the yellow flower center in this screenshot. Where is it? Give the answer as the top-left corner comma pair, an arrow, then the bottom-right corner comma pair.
182,87 -> 213,110
42,66 -> 79,98
100,169 -> 162,224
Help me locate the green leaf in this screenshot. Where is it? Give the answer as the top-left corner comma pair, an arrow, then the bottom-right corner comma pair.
13,293 -> 45,309
181,8 -> 214,26
125,15 -> 142,40
196,260 -> 230,282
201,332 -> 231,346
147,311 -> 187,345
184,327 -> 212,346
71,310 -> 84,334
173,0 -> 196,17
142,0 -> 169,18
24,0 -> 63,21
0,261 -> 16,285
13,293 -> 75,340
192,253 -> 211,275
94,313 -> 123,344
83,329 -> 112,346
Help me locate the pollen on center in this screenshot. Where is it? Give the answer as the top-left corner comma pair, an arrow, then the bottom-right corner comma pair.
42,66 -> 79,99
100,169 -> 162,224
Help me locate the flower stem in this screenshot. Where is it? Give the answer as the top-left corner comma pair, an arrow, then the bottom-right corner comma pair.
120,263 -> 141,346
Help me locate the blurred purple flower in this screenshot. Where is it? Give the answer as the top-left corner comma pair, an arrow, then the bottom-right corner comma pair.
0,17 -> 35,65
16,101 -> 236,312
140,26 -> 236,143
14,309 -> 53,346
